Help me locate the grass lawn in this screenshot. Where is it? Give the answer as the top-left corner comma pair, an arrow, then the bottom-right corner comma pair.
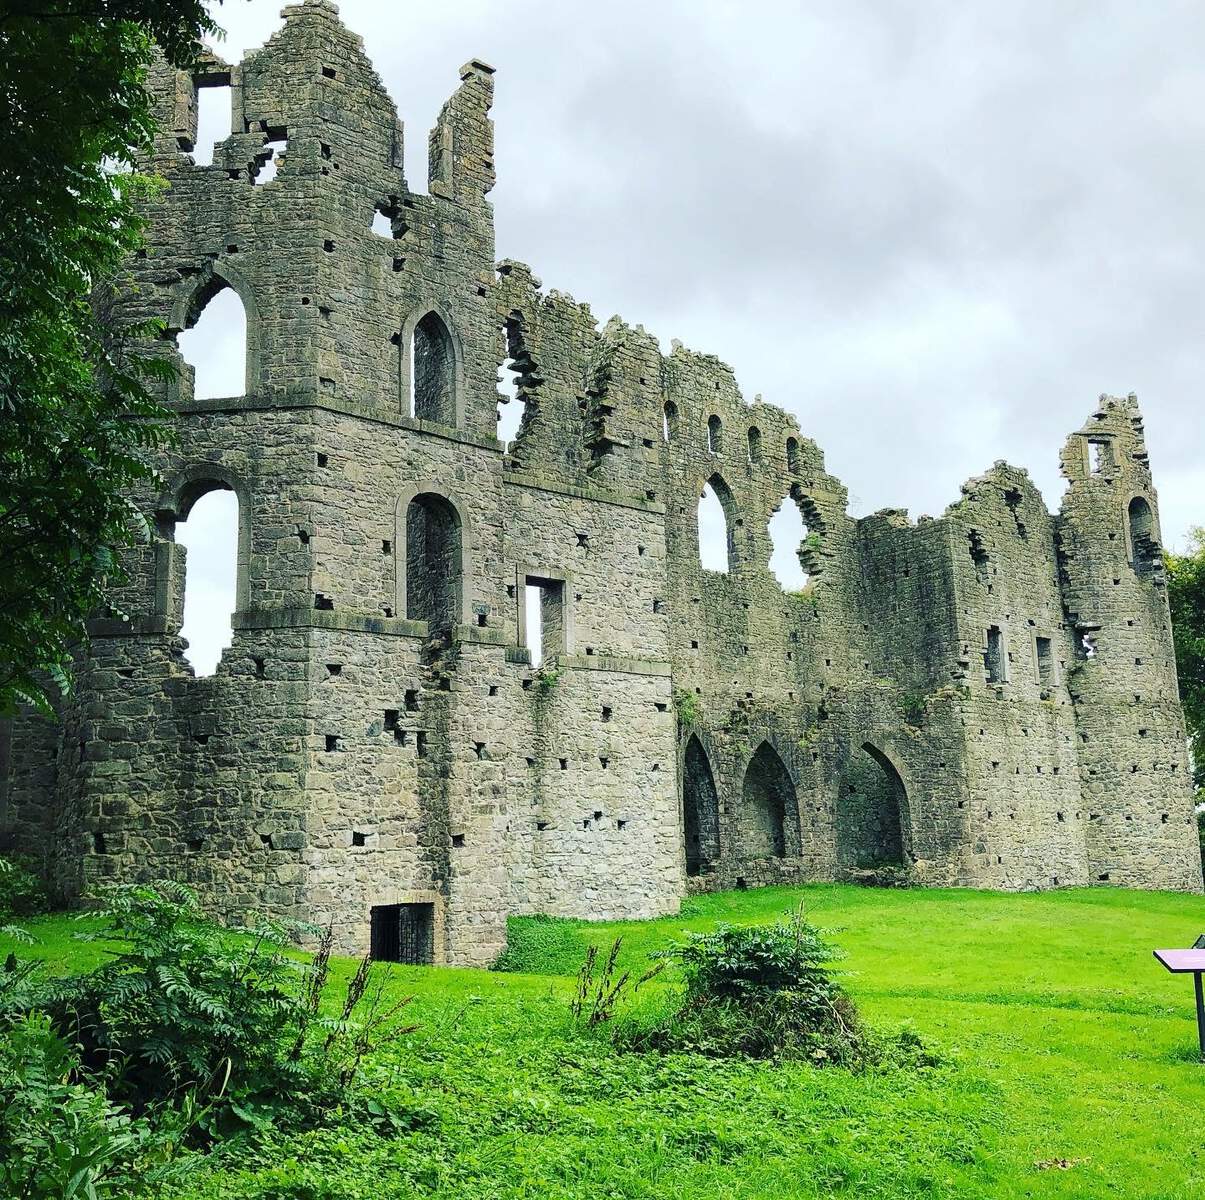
5,884 -> 1204,1199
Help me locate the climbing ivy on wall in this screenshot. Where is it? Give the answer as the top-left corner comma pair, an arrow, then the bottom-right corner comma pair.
0,2 -> 223,716
673,688 -> 701,729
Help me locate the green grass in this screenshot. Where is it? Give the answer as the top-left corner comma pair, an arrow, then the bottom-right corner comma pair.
5,884 -> 1204,1198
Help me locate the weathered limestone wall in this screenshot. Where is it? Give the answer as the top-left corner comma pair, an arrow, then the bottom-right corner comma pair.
1058,398 -> 1201,891
1,0 -> 1198,967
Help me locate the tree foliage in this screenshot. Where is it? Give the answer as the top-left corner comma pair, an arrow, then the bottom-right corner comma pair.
0,1 -> 223,715
1166,527 -> 1205,789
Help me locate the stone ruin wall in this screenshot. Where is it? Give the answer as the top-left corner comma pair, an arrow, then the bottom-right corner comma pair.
0,1 -> 1199,966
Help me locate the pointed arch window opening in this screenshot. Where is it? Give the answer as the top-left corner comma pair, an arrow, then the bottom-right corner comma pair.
409,310 -> 457,426
662,400 -> 678,443
404,493 -> 462,633
697,479 -> 732,574
747,426 -> 762,464
707,414 -> 723,455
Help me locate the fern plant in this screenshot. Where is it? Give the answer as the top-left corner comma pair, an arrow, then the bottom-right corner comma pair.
31,883 -> 414,1121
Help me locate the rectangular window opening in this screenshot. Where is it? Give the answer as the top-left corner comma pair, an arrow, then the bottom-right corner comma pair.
192,81 -> 232,166
1035,636 -> 1054,688
523,576 -> 566,667
1088,438 -> 1114,474
985,625 -> 1006,684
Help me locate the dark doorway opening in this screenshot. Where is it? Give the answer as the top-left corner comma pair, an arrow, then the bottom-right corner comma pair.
836,743 -> 908,868
370,902 -> 434,964
738,742 -> 795,859
683,734 -> 720,876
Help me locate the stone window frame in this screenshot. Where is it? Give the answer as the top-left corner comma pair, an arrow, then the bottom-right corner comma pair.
516,564 -> 575,661
394,482 -> 474,630
746,425 -> 762,464
166,262 -> 263,401
1123,492 -> 1160,574
1082,434 -> 1115,476
984,623 -> 1009,685
363,888 -> 446,966
662,399 -> 678,443
154,463 -> 253,626
398,300 -> 465,429
1030,631 -> 1059,689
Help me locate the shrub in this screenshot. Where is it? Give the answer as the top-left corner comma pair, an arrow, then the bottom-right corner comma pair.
0,855 -> 48,921
492,913 -> 586,975
618,907 -> 870,1065
0,1012 -> 148,1200
30,883 -> 415,1126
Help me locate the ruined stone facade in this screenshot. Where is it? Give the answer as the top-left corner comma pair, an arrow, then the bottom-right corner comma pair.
1,2 -> 1199,966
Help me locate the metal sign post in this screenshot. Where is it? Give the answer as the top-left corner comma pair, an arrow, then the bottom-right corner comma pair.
1153,940 -> 1205,1062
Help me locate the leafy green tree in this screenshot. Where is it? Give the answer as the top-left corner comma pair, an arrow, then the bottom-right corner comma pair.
1166,527 -> 1205,790
0,2 -> 223,715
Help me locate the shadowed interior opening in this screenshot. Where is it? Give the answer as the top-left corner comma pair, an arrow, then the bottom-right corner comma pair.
683,734 -> 720,877
405,493 -> 461,632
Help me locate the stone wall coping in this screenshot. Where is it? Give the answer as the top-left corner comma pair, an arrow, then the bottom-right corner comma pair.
233,608 -> 430,637
502,471 -> 666,515
556,653 -> 671,678
175,392 -> 505,453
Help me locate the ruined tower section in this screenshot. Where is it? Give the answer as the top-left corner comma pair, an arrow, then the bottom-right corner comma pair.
0,0 -> 684,960
1057,396 -> 1202,890
933,468 -> 1089,887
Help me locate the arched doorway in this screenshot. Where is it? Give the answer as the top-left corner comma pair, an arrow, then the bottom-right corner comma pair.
737,742 -> 795,859
836,743 -> 909,868
404,493 -> 462,632
683,735 -> 720,876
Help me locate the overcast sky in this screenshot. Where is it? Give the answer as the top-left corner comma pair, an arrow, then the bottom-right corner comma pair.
177,0 -> 1205,673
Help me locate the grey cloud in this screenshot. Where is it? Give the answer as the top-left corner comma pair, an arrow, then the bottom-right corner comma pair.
183,0 -> 1202,657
